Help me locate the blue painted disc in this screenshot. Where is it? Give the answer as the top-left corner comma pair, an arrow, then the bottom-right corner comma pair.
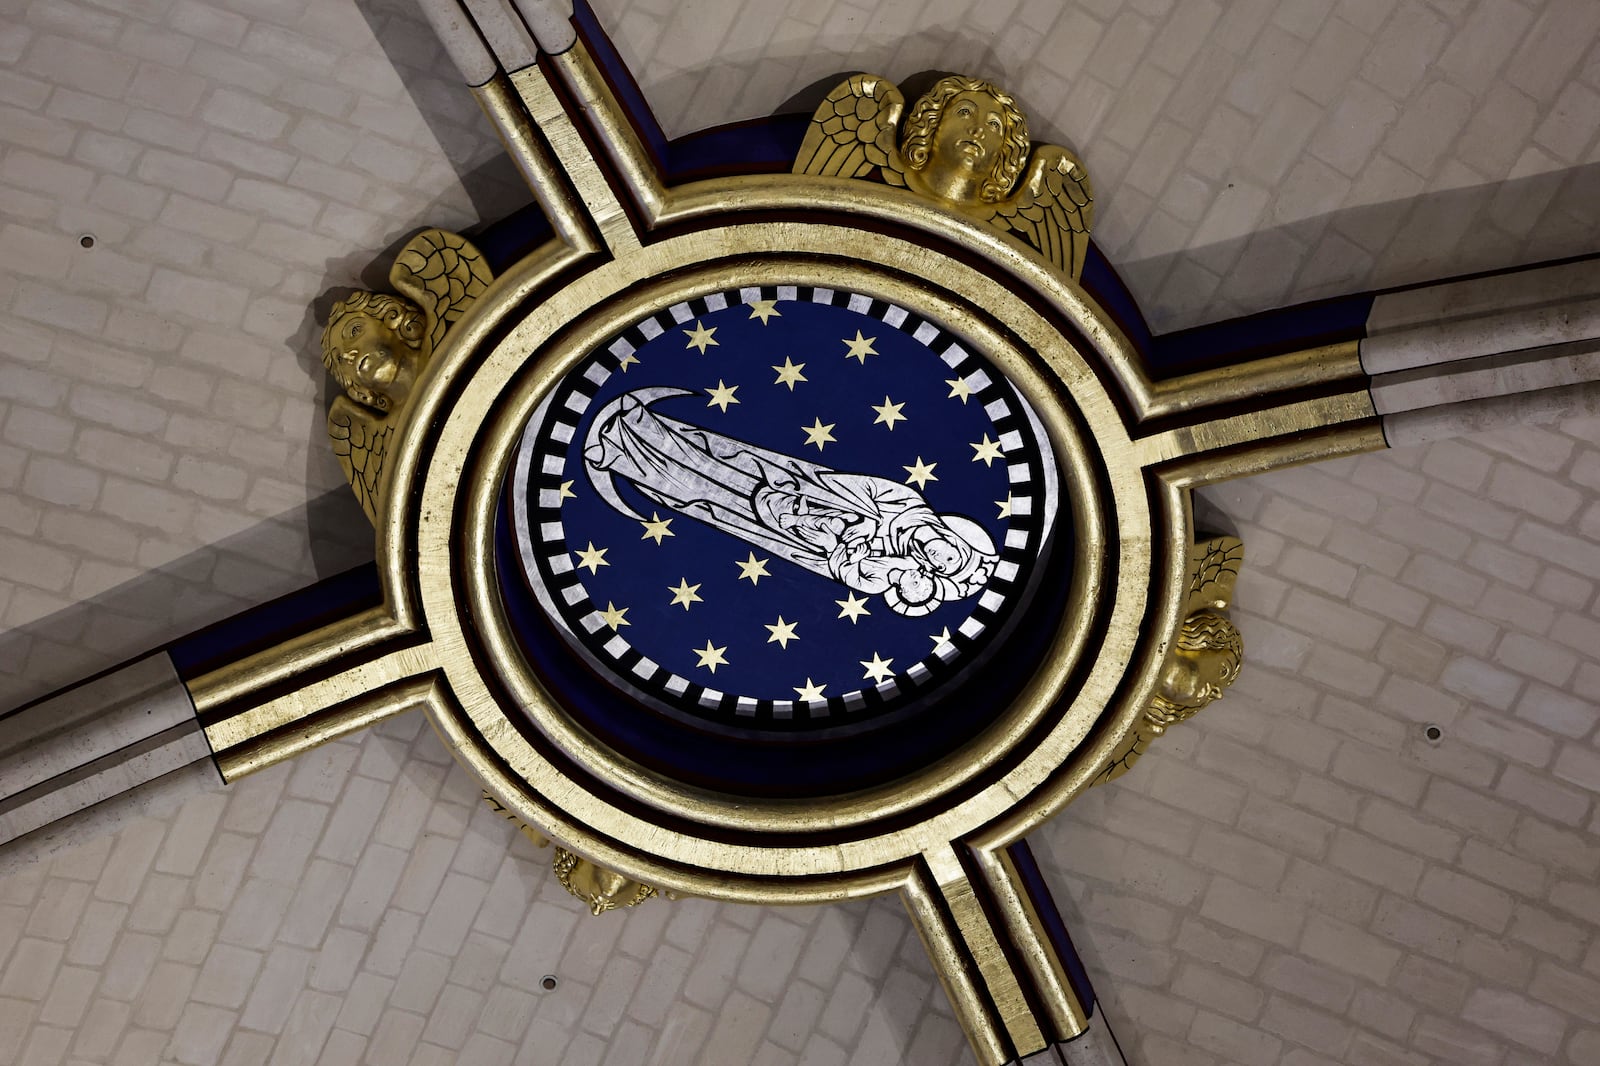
508,285 -> 1062,739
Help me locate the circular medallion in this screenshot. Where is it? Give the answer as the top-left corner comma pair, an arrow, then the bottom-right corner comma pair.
507,285 -> 1061,740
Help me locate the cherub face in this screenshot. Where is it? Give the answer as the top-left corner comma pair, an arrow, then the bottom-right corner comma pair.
1157,646 -> 1240,711
934,91 -> 1009,179
334,311 -> 418,411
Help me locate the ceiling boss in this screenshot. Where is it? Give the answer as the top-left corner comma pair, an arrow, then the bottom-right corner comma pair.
239,11 -> 1362,1060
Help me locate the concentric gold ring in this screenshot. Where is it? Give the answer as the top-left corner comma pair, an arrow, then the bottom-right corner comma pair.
387,217 -> 1180,900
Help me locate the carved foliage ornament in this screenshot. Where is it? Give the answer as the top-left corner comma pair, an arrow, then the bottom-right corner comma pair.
794,73 -> 1094,281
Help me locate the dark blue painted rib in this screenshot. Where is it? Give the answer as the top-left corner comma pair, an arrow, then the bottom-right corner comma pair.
474,202 -> 554,275
1080,245 -> 1152,359
1007,838 -> 1098,1019
666,114 -> 812,180
167,563 -> 383,681
1148,293 -> 1374,377
572,0 -> 669,165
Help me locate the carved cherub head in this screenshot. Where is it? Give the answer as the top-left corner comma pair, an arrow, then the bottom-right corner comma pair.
902,75 -> 1031,204
1147,610 -> 1243,730
322,291 -> 427,413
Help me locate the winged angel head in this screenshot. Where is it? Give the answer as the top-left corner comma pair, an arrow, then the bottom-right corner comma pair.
318,229 -> 493,525
794,73 -> 1094,280
901,76 -> 1031,204
322,291 -> 427,414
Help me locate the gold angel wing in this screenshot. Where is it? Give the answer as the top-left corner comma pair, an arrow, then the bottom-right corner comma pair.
794,74 -> 908,187
987,145 -> 1094,281
328,395 -> 393,527
390,228 -> 494,354
1186,536 -> 1244,613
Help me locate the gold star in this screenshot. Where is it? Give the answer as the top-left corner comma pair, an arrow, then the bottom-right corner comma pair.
903,457 -> 938,489
736,552 -> 771,584
639,512 -> 674,545
861,652 -> 894,683
947,377 -> 973,403
668,578 -> 702,610
765,616 -> 799,649
871,396 -> 906,430
598,602 -> 630,630
693,639 -> 728,673
574,541 -> 609,574
705,379 -> 740,412
558,480 -> 576,501
794,678 -> 827,702
836,593 -> 871,623
930,626 -> 954,651
971,433 -> 1005,466
748,299 -> 781,324
802,417 -> 836,451
772,356 -> 807,390
842,331 -> 878,363
996,495 -> 1013,519
683,320 -> 718,353
617,352 -> 639,372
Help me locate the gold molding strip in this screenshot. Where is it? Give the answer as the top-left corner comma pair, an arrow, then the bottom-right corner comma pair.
198,642 -> 438,781
214,675 -> 440,781
1157,419 -> 1390,488
1135,387 -> 1380,470
546,42 -> 667,226
509,57 -> 642,253
186,606 -> 410,714
978,845 -> 1090,1039
473,72 -> 601,254
1141,340 -> 1365,421
902,862 -> 1014,1066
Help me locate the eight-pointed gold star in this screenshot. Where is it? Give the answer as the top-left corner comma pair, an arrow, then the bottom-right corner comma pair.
772,356 -> 807,390
947,377 -> 973,403
683,320 -> 718,353
802,417 -> 836,451
836,593 -> 871,623
871,396 -> 907,430
617,352 -> 639,372
574,541 -> 609,574
765,616 -> 799,649
860,652 -> 895,683
736,552 -> 771,584
639,512 -> 674,544
705,379 -> 740,412
598,601 -> 629,630
794,678 -> 827,702
693,639 -> 728,673
557,480 -> 576,501
842,331 -> 878,363
747,299 -> 781,324
903,457 -> 938,489
668,577 -> 703,610
996,495 -> 1014,519
971,433 -> 1005,466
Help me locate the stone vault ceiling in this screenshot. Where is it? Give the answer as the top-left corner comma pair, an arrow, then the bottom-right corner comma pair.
0,1 -> 1598,1064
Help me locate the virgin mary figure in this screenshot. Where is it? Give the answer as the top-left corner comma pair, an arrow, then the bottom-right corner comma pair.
582,388 -> 998,616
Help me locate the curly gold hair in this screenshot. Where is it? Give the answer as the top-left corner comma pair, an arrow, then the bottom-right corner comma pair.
321,291 -> 425,408
901,75 -> 1031,202
1175,610 -> 1244,680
